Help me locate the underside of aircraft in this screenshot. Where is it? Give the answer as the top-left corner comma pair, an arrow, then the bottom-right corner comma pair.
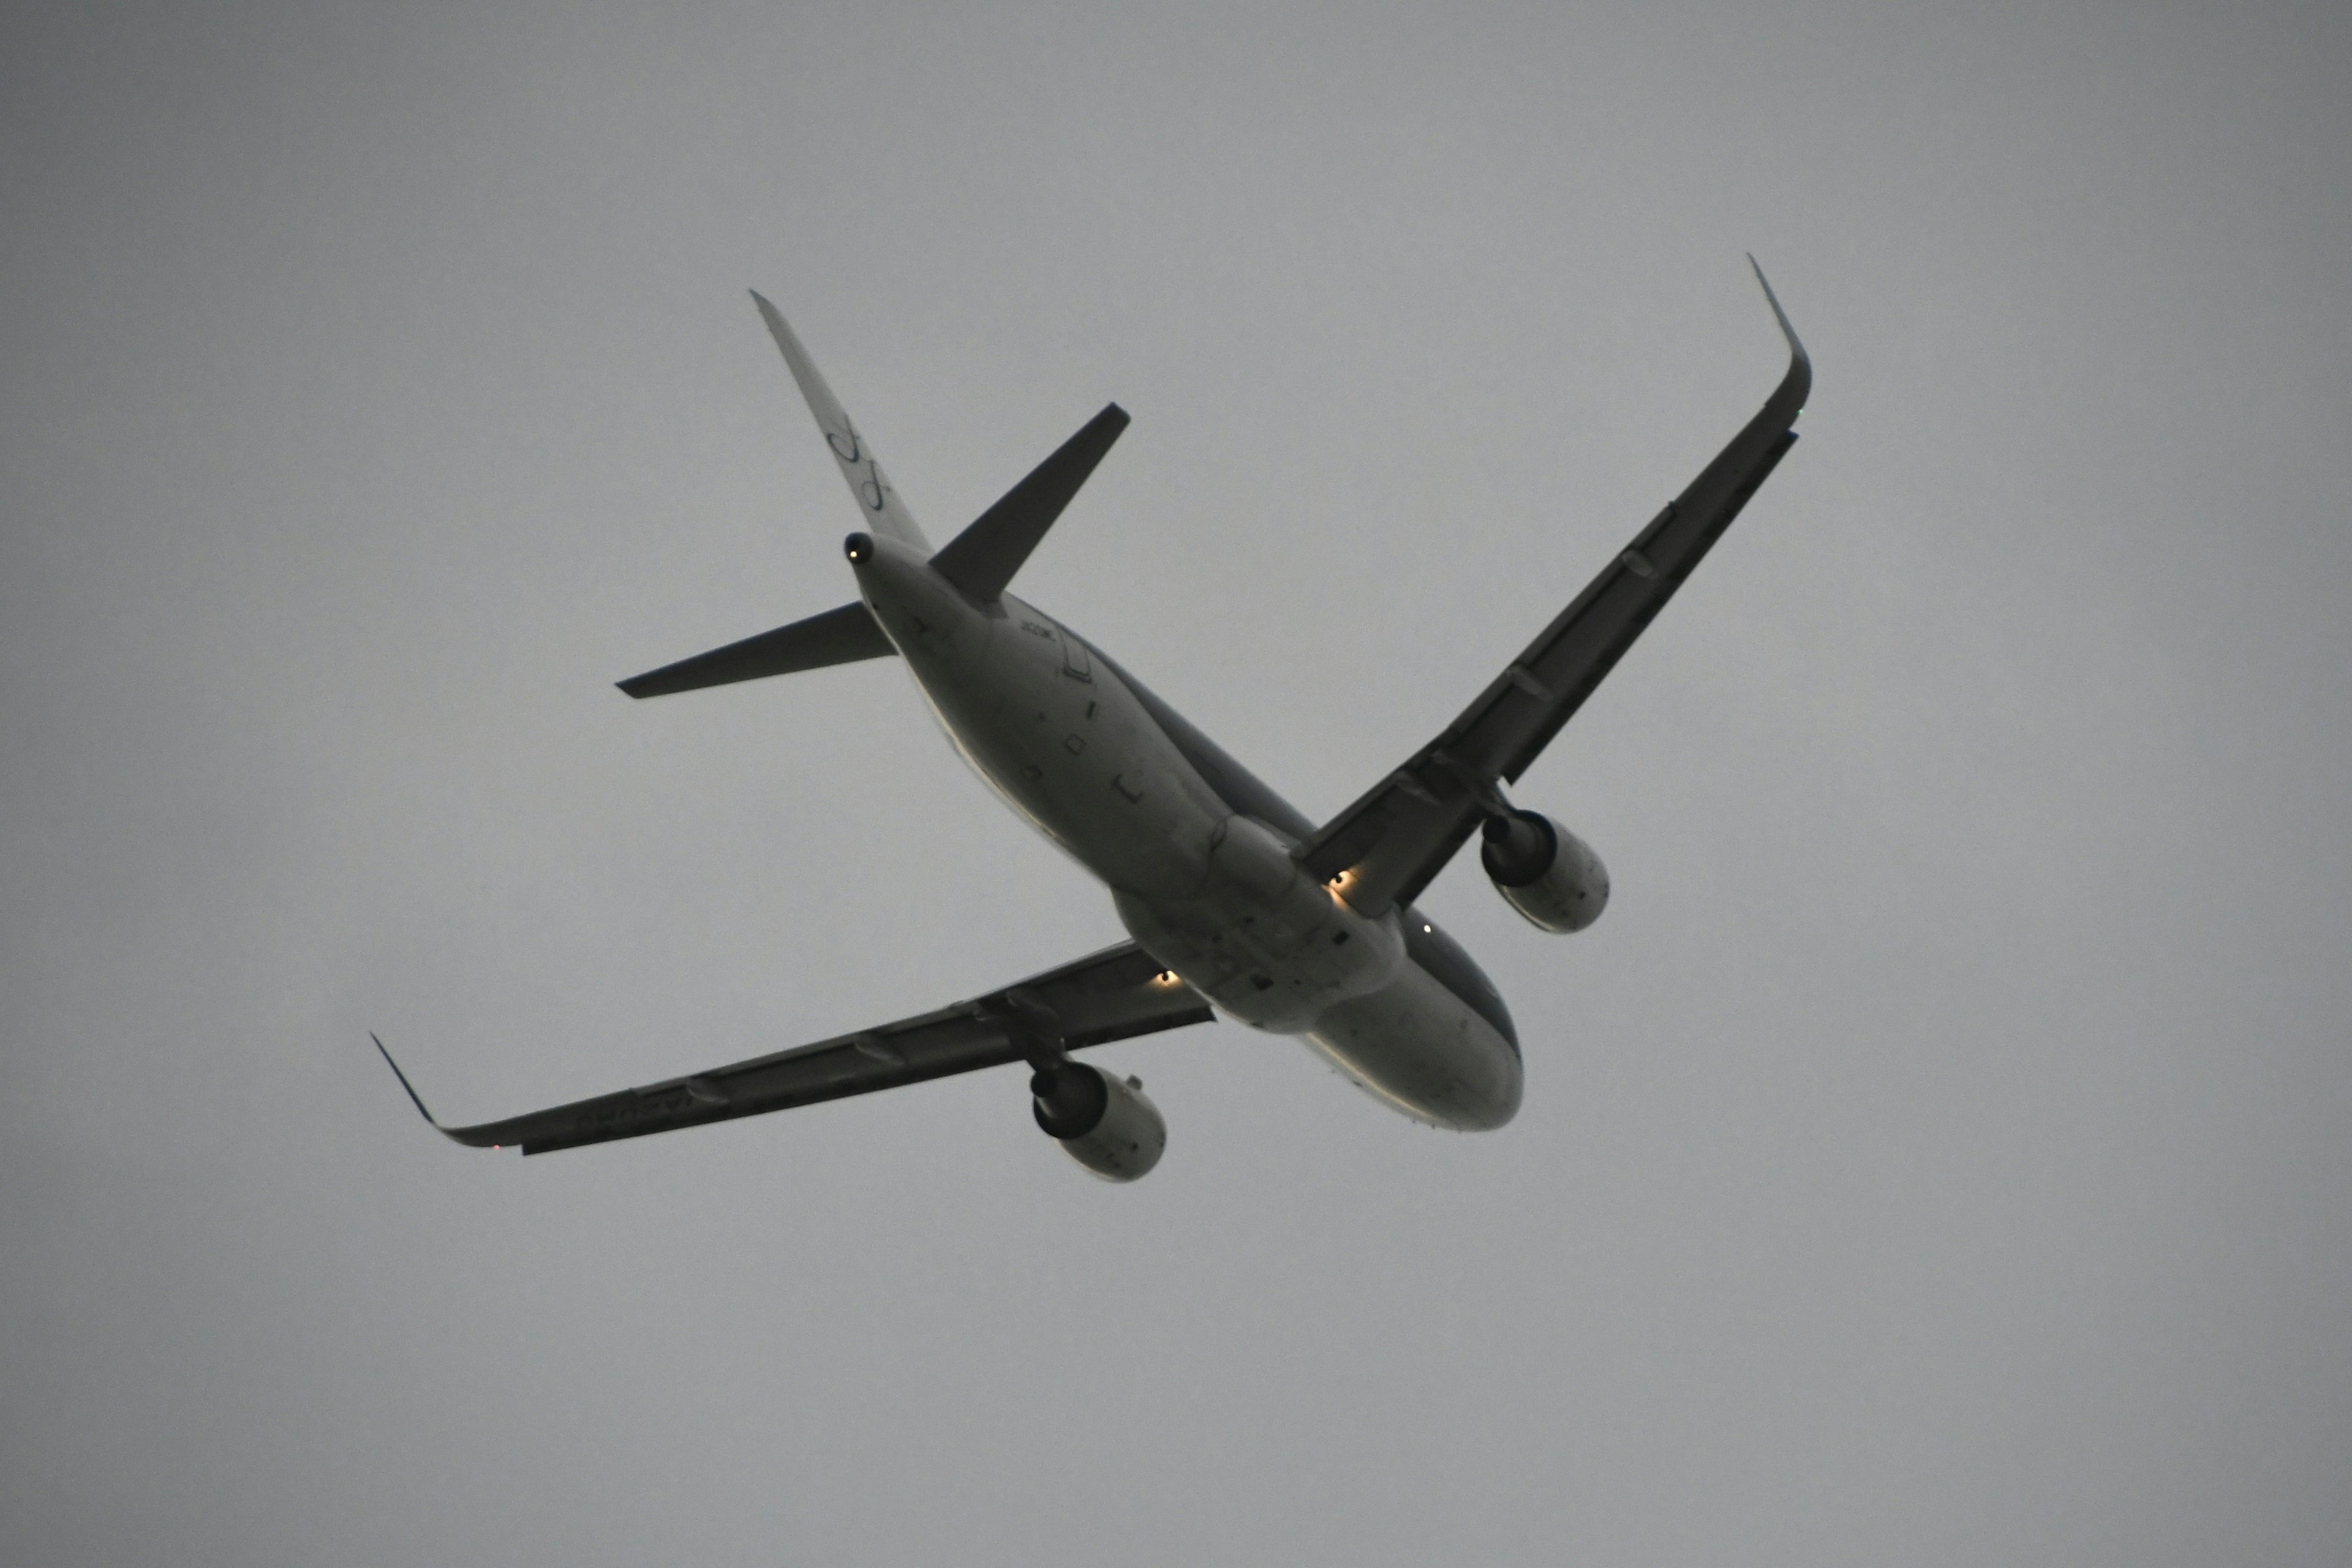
375,262 -> 1811,1180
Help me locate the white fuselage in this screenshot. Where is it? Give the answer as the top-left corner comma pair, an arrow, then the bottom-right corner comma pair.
853,535 -> 1521,1130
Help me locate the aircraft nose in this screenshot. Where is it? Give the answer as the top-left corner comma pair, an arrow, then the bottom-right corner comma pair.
843,531 -> 875,563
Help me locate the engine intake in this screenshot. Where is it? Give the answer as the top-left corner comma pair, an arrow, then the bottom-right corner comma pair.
1031,1061 -> 1166,1181
1481,810 -> 1610,933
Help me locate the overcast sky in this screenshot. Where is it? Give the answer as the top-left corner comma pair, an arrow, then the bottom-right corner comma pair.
5,2 -> 2350,1564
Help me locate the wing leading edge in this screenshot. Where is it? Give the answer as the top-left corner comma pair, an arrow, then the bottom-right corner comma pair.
1297,260 -> 1812,916
374,942 -> 1212,1156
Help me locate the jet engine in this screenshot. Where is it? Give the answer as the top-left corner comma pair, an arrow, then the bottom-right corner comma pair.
1480,810 -> 1610,933
1031,1061 -> 1166,1181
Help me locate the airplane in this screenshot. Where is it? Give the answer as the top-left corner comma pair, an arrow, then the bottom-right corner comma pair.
374,260 -> 1811,1180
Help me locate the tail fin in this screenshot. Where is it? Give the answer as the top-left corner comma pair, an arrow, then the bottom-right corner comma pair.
750,292 -> 930,551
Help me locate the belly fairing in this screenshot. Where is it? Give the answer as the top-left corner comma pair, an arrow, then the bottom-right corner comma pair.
1111,818 -> 1522,1132
1110,814 -> 1408,1033
1304,965 -> 1523,1130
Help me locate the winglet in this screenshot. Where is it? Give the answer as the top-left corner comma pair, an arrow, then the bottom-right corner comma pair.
369,1034 -> 522,1151
1746,255 -> 1811,413
372,1032 -> 447,1131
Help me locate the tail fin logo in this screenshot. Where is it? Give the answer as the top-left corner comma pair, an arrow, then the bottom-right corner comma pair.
825,417 -> 894,516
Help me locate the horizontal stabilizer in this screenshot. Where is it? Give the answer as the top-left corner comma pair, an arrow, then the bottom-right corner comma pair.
619,600 -> 894,699
930,404 -> 1129,602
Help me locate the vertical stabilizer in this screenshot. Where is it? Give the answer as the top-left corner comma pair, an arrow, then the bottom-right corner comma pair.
750,292 -> 931,551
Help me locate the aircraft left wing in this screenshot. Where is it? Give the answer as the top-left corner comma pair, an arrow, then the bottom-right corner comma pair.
1295,260 -> 1811,916
374,941 -> 1211,1156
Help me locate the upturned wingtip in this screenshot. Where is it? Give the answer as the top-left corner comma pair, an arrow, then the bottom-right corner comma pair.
1744,255 -> 1811,412
1746,257 -> 1809,372
371,1032 -> 440,1129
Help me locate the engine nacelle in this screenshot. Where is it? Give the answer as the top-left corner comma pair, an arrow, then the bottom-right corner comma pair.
1480,810 -> 1610,933
1031,1061 -> 1166,1182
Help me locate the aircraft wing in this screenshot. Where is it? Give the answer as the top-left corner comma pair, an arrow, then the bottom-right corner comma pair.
1295,261 -> 1812,916
374,941 -> 1212,1156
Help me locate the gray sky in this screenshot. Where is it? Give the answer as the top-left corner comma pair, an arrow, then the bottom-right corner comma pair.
5,2 -> 2350,1562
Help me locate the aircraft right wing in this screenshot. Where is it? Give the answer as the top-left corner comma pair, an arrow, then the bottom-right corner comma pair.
374,941 -> 1212,1156
1295,260 -> 1812,916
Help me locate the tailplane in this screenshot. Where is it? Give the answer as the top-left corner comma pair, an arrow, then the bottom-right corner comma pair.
619,296 -> 1131,698
753,291 -> 1128,602
617,600 -> 892,698
930,403 -> 1128,602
